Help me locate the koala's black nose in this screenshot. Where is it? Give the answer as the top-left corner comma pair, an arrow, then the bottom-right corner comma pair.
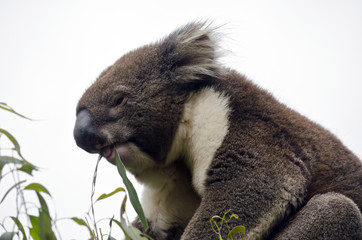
73,109 -> 106,153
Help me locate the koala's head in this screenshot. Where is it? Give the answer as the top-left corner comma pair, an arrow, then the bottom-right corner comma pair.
73,22 -> 220,175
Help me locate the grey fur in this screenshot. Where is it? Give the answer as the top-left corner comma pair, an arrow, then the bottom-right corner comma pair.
271,193 -> 362,239
74,22 -> 362,239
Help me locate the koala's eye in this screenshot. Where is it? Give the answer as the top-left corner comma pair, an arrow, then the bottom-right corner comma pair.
113,96 -> 127,108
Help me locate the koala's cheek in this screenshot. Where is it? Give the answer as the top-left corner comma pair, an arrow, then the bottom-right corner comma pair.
115,144 -> 134,166
106,143 -> 155,175
126,143 -> 157,175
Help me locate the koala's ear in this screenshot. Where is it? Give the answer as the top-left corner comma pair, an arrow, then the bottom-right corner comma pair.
159,22 -> 221,83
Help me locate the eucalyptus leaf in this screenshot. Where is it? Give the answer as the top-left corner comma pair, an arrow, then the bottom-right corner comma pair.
18,162 -> 37,176
11,217 -> 27,240
129,226 -> 152,240
0,156 -> 23,166
108,216 -> 115,240
227,225 -> 246,240
0,128 -> 25,160
24,183 -> 51,196
0,102 -> 31,120
120,195 -> 127,218
111,219 -> 149,240
29,215 -> 40,240
71,217 -> 87,226
110,218 -> 130,240
71,217 -> 93,237
0,232 -> 16,240
97,187 -> 125,201
39,210 -> 56,240
35,192 -> 50,215
114,150 -> 148,231
228,213 -> 239,220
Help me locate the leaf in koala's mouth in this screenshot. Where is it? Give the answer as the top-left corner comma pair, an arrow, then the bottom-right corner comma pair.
114,149 -> 149,231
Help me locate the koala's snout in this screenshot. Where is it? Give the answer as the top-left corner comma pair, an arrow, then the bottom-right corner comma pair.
73,109 -> 106,153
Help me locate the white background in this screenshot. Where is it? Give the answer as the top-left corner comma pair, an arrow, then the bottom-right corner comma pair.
0,0 -> 361,239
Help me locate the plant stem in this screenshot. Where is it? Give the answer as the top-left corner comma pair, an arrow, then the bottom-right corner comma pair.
90,155 -> 102,239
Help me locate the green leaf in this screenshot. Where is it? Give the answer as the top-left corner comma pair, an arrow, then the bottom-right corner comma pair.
0,156 -> 23,166
227,225 -> 246,240
71,217 -> 94,238
39,210 -> 56,240
29,211 -> 56,240
27,193 -> 54,239
110,218 -> 131,240
129,227 -> 151,240
0,156 -> 23,176
108,216 -> 115,239
0,128 -> 25,160
120,195 -> 127,218
0,232 -> 16,240
71,217 -> 87,226
114,150 -> 148,231
0,128 -> 38,176
29,215 -> 40,240
24,183 -> 51,196
0,102 -> 31,120
96,187 -> 125,201
0,180 -> 26,204
35,192 -> 50,215
111,219 -> 148,240
228,214 -> 239,220
18,162 -> 37,176
11,216 -> 27,240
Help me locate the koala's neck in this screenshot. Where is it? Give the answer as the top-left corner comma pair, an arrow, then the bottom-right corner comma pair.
166,86 -> 231,196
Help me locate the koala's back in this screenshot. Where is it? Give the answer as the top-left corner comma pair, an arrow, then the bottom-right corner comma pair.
215,69 -> 362,210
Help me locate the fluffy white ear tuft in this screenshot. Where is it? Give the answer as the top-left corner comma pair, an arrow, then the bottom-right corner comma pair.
160,22 -> 222,83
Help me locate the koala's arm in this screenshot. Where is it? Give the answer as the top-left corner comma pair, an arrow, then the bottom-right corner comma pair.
271,192 -> 362,240
181,148 -> 362,240
181,147 -> 309,240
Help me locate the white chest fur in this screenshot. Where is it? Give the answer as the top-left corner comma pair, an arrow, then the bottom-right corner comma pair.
167,87 -> 231,196
138,87 -> 231,236
139,164 -> 200,238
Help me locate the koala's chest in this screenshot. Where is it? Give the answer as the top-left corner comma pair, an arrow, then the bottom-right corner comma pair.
140,165 -> 201,232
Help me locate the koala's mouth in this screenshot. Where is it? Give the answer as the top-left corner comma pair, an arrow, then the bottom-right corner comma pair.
101,143 -> 134,166
101,145 -> 115,160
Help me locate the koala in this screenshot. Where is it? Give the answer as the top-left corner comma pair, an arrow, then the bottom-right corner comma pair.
74,22 -> 362,240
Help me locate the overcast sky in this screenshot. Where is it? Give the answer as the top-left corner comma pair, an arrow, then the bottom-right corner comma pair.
1,0 -> 361,239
